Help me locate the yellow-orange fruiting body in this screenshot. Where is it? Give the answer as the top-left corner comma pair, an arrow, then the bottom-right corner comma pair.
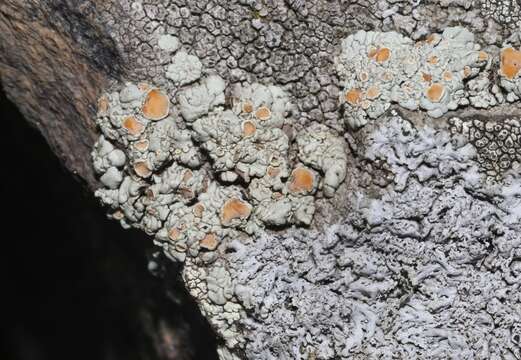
288,167 -> 315,194
142,89 -> 169,120
500,47 -> 521,80
221,198 -> 251,224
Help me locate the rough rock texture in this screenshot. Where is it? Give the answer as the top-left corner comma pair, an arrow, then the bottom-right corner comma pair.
1,1 -> 521,359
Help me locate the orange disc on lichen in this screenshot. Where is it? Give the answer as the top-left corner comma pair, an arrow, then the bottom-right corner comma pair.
221,198 -> 251,225
134,161 -> 152,178
242,100 -> 254,113
193,203 -> 205,217
202,176 -> 210,192
145,188 -> 156,200
382,71 -> 394,82
359,71 -> 369,82
375,47 -> 391,63
428,56 -> 439,65
142,89 -> 169,120
463,66 -> 472,78
255,106 -> 271,121
288,167 -> 315,194
182,169 -> 193,183
422,73 -> 432,82
361,100 -> 371,109
478,51 -> 488,62
168,228 -> 181,241
242,120 -> 256,137
267,166 -> 281,178
345,88 -> 362,106
366,86 -> 380,99
500,47 -> 521,80
272,191 -> 284,200
369,47 -> 391,63
97,96 -> 109,114
200,233 -> 219,251
112,209 -> 124,220
122,116 -> 144,135
134,139 -> 149,152
425,34 -> 437,44
178,187 -> 194,200
426,83 -> 445,103
442,71 -> 453,81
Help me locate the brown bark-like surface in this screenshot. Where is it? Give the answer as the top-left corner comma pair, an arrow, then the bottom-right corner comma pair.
0,2 -> 217,359
0,0 -> 119,188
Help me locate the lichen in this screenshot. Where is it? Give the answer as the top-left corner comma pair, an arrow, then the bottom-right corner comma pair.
450,116 -> 521,182
499,46 -> 521,102
479,0 -> 521,29
92,48 -> 350,355
336,27 -> 491,128
88,6 -> 521,357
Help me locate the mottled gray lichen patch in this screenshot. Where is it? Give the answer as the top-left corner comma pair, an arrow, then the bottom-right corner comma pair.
480,0 -> 521,29
336,27 -> 490,128
166,51 -> 203,86
92,48 -> 352,356
450,116 -> 521,182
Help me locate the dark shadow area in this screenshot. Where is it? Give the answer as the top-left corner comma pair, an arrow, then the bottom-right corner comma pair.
0,88 -> 218,360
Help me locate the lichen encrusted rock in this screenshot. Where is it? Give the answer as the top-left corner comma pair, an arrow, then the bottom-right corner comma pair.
3,1 -> 521,359
225,112 -> 520,359
336,27 -> 491,129
90,20 -> 521,360
92,47 -> 350,357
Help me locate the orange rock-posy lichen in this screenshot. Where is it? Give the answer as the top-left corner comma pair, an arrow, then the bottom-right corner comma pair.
142,89 -> 169,120
221,198 -> 251,225
422,73 -> 432,82
255,106 -> 271,121
200,233 -> 218,250
442,71 -> 453,81
242,100 -> 254,113
345,88 -> 362,105
242,120 -> 256,137
134,139 -> 149,152
500,47 -> 521,80
267,166 -> 281,178
366,86 -> 380,99
428,56 -> 439,65
369,47 -> 391,63
288,167 -> 315,194
193,203 -> 205,218
426,83 -> 445,103
134,161 -> 152,178
122,116 -> 144,136
169,228 -> 181,241
98,96 -> 109,114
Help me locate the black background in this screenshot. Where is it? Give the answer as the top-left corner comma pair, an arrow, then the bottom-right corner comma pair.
0,89 -> 217,360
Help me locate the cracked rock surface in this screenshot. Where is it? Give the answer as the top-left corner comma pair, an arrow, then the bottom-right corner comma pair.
2,1 -> 521,359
